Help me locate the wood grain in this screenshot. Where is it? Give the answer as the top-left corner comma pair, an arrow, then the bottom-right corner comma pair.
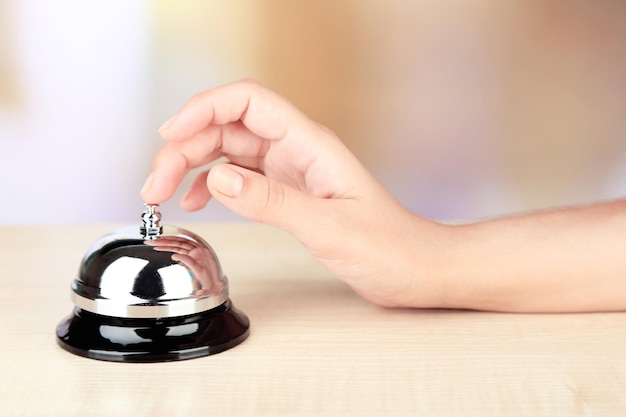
1,223 -> 624,416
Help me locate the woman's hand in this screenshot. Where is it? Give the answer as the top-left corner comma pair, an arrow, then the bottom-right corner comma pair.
140,79 -> 451,308
141,78 -> 626,313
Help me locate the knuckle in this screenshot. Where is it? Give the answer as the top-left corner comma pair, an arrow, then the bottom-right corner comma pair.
239,77 -> 262,89
254,180 -> 286,220
185,93 -> 205,109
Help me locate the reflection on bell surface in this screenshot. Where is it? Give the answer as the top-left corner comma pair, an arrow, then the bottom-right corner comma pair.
56,204 -> 250,362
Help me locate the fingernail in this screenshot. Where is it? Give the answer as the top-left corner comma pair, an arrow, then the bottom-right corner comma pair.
141,172 -> 155,195
158,116 -> 175,132
212,166 -> 243,198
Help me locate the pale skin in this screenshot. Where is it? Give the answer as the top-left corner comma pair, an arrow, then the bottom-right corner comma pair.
141,79 -> 626,313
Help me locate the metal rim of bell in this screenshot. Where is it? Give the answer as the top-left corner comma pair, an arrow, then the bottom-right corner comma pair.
70,285 -> 230,319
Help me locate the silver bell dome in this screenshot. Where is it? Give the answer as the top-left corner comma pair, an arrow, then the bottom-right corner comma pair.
71,205 -> 229,319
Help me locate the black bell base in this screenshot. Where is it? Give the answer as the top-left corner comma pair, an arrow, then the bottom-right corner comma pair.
56,300 -> 250,363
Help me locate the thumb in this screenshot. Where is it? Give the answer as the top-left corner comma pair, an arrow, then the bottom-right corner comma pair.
207,163 -> 323,236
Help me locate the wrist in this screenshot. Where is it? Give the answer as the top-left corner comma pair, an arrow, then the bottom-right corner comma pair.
394,219 -> 489,311
384,216 -> 460,309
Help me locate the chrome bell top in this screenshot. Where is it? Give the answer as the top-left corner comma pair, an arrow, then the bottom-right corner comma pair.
71,205 -> 229,319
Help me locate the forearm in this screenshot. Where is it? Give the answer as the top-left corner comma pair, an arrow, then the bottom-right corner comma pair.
436,199 -> 626,312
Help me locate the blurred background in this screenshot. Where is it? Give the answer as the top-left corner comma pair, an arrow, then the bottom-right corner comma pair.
1,0 -> 625,224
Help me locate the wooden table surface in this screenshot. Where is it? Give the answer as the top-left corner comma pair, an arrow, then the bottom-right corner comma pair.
1,223 -> 625,416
